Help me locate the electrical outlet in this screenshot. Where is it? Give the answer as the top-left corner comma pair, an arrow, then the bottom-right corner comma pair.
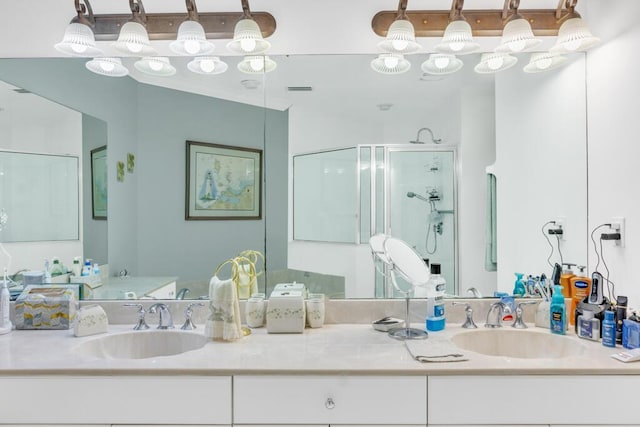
611,216 -> 625,248
554,217 -> 565,240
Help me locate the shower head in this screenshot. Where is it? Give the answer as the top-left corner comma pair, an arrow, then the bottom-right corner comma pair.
410,127 -> 442,144
406,191 -> 430,203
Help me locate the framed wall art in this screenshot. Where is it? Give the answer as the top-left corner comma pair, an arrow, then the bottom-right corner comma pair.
185,141 -> 262,220
90,145 -> 107,220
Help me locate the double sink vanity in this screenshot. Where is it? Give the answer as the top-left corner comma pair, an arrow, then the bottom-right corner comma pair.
1,299 -> 639,427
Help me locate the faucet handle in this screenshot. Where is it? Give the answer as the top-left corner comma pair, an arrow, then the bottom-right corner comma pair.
452,302 -> 478,329
181,302 -> 205,330
512,301 -> 537,329
123,303 -> 150,330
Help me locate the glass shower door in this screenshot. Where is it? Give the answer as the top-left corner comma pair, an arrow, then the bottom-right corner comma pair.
386,148 -> 457,295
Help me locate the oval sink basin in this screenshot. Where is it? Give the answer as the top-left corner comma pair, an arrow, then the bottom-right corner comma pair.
450,328 -> 586,359
75,330 -> 209,359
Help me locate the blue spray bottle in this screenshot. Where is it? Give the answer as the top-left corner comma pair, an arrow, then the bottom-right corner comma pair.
513,273 -> 526,297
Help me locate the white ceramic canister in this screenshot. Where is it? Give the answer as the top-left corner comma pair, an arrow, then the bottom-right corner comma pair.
245,293 -> 266,328
306,293 -> 325,328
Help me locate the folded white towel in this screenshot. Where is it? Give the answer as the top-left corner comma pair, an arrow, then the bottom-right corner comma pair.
205,275 -> 242,341
404,338 -> 468,363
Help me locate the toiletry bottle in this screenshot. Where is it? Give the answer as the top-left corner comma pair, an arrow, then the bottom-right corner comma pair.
569,266 -> 591,327
50,257 -> 65,277
72,256 -> 82,277
550,284 -> 566,335
81,260 -> 92,276
513,273 -> 526,297
577,310 -> 600,341
425,263 -> 445,331
602,310 -> 616,347
93,263 -> 100,277
0,270 -> 12,334
560,263 -> 576,298
43,258 -> 52,283
616,296 -> 628,345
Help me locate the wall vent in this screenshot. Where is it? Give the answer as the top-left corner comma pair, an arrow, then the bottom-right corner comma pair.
287,86 -> 313,92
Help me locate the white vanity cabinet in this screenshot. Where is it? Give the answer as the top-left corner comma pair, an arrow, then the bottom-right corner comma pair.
429,376 -> 640,425
0,376 -> 231,425
233,376 -> 427,425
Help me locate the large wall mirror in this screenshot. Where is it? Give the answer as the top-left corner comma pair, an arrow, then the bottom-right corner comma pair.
0,51 -> 587,300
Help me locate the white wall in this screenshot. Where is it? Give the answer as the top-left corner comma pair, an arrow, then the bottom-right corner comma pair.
0,82 -> 83,273
495,55 -> 588,293
586,0 -> 640,307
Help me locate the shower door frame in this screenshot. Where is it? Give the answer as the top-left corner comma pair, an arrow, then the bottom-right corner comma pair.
381,145 -> 459,297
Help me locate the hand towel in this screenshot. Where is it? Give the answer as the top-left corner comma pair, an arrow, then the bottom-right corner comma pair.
205,275 -> 243,341
404,338 -> 468,363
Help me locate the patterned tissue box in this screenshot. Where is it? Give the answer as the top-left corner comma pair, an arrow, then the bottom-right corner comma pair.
15,285 -> 78,330
266,290 -> 306,333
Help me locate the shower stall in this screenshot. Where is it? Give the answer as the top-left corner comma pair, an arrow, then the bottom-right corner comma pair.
293,144 -> 457,296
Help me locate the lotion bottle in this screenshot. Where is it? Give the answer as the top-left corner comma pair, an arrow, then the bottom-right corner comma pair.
602,310 -> 616,347
569,266 -> 591,327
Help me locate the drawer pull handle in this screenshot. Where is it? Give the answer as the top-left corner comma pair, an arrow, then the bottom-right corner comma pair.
325,397 -> 335,409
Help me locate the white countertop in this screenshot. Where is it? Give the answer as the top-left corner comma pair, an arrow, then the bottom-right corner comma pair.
0,323 -> 637,376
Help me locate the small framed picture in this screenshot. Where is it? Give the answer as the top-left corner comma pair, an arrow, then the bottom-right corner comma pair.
90,146 -> 107,220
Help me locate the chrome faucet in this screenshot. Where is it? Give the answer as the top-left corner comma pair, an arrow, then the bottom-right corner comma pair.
485,301 -> 512,328
181,302 -> 205,330
452,302 -> 478,329
148,303 -> 174,329
123,303 -> 150,330
511,301 -> 538,329
176,288 -> 191,300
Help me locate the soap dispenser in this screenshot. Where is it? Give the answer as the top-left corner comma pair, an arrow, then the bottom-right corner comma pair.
549,263 -> 566,335
513,273 -> 526,297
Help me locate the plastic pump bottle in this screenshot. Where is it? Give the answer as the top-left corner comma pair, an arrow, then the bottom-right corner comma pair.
425,263 -> 446,331
72,257 -> 82,277
513,273 -> 526,297
81,260 -> 92,276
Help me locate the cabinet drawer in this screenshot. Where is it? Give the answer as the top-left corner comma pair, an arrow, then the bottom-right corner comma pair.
234,375 -> 427,424
429,376 -> 640,425
0,376 -> 231,424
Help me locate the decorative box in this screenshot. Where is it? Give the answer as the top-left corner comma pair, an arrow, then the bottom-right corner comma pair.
15,285 -> 78,330
266,290 -> 306,333
273,282 -> 308,298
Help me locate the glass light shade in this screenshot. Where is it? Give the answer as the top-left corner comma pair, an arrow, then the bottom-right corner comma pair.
134,57 -> 176,76
85,58 -> 129,77
550,17 -> 600,53
496,17 -> 542,53
227,19 -> 271,54
474,52 -> 518,74
370,53 -> 411,75
169,20 -> 215,56
435,20 -> 479,55
55,23 -> 104,57
187,56 -> 228,75
237,56 -> 277,74
378,19 -> 421,54
112,21 -> 156,55
523,52 -> 568,73
421,54 -> 463,75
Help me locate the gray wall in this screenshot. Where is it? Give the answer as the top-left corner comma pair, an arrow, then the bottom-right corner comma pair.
0,58 -> 289,285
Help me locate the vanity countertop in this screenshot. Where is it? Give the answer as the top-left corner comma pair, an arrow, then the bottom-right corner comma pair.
0,323 -> 638,376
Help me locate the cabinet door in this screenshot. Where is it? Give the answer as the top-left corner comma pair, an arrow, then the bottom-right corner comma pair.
429,376 -> 640,425
0,376 -> 231,424
234,376 -> 427,425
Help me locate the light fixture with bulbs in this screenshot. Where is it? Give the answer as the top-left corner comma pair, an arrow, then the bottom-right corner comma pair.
474,52 -> 518,74
112,0 -> 156,56
378,0 -> 421,55
435,0 -> 479,55
370,53 -> 411,75
188,57 -> 228,75
227,0 -> 271,55
55,0 -> 103,57
169,0 -> 215,56
523,52 -> 567,73
86,57 -> 129,77
551,0 -> 600,53
237,56 -> 277,74
496,0 -> 543,53
421,54 -> 463,75
134,57 -> 177,77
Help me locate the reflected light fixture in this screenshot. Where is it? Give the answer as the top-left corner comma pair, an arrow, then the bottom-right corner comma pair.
112,0 -> 156,56
188,57 -> 228,75
523,52 -> 567,73
551,0 -> 599,53
227,0 -> 271,54
169,0 -> 215,56
474,52 -> 518,74
421,54 -> 463,75
55,0 -> 103,56
371,53 -> 411,75
378,0 -> 420,55
435,0 -> 479,55
496,0 -> 543,53
85,58 -> 129,77
237,56 -> 277,74
134,57 -> 176,76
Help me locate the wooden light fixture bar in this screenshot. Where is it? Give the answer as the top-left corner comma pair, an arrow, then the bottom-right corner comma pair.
372,9 -> 562,38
